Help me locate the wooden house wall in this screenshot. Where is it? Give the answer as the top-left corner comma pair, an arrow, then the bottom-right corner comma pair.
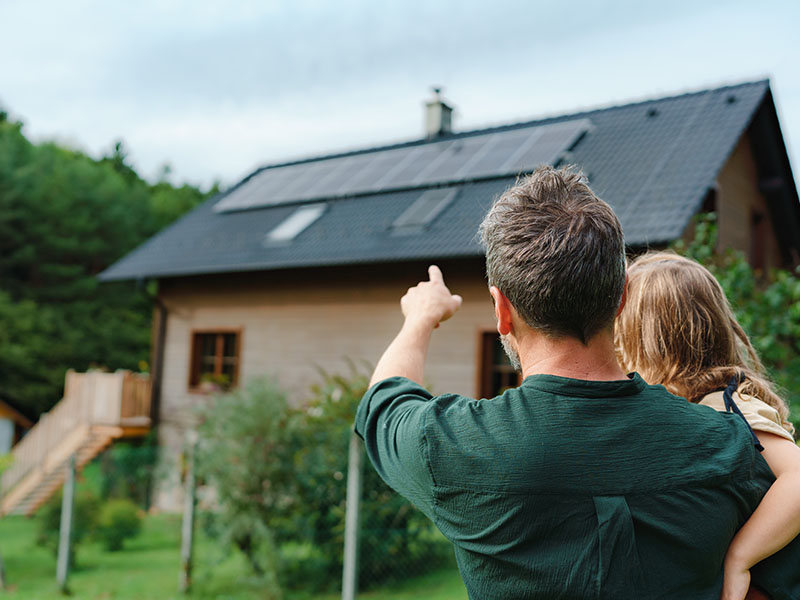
152,260 -> 495,509
715,133 -> 783,269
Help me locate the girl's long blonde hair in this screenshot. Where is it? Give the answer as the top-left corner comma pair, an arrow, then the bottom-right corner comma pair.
615,251 -> 793,433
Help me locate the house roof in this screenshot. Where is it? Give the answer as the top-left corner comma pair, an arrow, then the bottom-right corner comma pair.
0,394 -> 34,428
101,80 -> 781,281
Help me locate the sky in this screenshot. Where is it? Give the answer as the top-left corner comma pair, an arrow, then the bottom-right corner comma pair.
1,0 -> 798,190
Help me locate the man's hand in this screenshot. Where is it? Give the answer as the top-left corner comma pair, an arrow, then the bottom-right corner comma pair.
401,265 -> 463,329
368,266 -> 462,387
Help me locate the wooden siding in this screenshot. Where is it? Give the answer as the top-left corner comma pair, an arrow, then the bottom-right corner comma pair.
715,133 -> 782,269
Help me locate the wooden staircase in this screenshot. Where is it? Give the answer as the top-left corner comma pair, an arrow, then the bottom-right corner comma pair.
1,370 -> 151,516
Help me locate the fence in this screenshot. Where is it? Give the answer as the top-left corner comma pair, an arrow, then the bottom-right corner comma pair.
341,432 -> 456,598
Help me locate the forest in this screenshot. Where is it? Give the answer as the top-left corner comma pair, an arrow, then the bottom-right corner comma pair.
0,109 -> 215,417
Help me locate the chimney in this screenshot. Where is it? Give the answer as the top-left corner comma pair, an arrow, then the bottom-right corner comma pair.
424,87 -> 453,139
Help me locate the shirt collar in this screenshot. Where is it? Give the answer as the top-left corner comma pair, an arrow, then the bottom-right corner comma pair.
521,372 -> 648,398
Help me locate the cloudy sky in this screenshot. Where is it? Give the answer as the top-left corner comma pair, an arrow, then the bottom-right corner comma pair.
1,0 -> 798,190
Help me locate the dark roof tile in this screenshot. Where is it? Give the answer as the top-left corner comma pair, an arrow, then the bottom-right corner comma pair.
101,80 -> 770,280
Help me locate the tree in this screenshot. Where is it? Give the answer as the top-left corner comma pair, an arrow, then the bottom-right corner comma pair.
0,117 -> 211,414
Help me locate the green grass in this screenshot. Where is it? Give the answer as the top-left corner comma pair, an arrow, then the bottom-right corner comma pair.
0,513 -> 466,600
285,567 -> 468,600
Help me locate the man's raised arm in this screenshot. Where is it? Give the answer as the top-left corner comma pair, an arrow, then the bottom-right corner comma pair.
369,265 -> 462,387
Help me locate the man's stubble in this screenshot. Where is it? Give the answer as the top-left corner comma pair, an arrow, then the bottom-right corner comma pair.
500,333 -> 522,372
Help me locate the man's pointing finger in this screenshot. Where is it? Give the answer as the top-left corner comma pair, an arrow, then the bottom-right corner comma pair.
428,265 -> 444,283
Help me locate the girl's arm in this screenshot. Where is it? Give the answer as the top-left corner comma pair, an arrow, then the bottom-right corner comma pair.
722,432 -> 800,600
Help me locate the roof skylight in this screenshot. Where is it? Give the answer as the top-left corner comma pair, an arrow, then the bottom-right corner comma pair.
392,188 -> 456,233
265,203 -> 326,244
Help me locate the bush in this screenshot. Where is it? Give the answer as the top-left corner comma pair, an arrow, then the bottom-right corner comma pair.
36,488 -> 101,563
196,371 -> 453,594
195,378 -> 291,597
99,432 -> 158,509
284,369 -> 452,591
95,498 -> 142,551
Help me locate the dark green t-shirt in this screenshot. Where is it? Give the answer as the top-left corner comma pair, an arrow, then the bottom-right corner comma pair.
355,374 -> 797,599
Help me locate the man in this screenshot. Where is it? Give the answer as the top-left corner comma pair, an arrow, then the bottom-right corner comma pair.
355,166 -> 795,599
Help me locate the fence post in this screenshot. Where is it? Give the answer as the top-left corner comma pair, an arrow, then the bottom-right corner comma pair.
56,454 -> 76,594
179,430 -> 198,594
0,550 -> 6,590
341,430 -> 364,600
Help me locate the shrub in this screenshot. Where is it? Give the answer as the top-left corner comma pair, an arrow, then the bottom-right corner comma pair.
99,431 -> 158,509
95,498 -> 142,551
283,369 -> 452,591
195,378 -> 291,596
36,488 -> 101,563
196,371 -> 452,593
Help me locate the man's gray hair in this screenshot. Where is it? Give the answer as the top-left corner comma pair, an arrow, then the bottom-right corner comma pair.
479,165 -> 626,343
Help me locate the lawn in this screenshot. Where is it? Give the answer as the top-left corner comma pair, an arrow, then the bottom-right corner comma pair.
0,513 -> 467,600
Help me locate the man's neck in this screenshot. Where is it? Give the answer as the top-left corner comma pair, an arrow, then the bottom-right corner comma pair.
517,329 -> 627,382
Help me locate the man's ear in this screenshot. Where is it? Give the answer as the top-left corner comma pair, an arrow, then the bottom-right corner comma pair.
616,274 -> 629,317
489,286 -> 514,335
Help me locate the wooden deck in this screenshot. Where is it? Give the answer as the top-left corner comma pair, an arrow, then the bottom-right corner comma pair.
0,370 -> 151,516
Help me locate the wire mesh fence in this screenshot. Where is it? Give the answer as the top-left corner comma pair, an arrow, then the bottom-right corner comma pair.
0,376 -> 463,598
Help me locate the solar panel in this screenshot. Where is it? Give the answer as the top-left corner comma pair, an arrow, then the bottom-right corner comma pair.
456,130 -> 533,177
381,144 -> 447,190
304,155 -> 362,197
416,136 -> 487,183
344,149 -> 409,194
507,120 -> 588,173
270,160 -> 332,204
215,118 -> 591,213
293,160 -> 343,201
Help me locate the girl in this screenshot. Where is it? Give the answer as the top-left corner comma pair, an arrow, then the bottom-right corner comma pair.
615,251 -> 800,600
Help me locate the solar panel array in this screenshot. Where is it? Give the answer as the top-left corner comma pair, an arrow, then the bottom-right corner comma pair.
215,118 -> 591,213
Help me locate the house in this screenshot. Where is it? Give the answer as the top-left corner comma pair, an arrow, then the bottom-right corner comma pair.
0,395 -> 33,454
101,80 -> 800,510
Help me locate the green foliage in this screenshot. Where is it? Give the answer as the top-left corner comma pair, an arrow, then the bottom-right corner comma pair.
673,213 -> 800,430
195,378 -> 290,594
0,118 -> 211,415
197,372 -> 452,593
95,498 -> 142,551
36,488 -> 101,563
99,432 -> 159,510
284,369 -> 451,590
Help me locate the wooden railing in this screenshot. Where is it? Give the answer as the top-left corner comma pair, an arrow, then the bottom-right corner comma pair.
0,370 -> 151,498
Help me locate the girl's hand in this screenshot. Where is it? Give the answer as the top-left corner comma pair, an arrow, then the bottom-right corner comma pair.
721,560 -> 750,600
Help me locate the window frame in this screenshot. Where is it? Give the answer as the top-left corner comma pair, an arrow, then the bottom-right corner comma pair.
188,328 -> 242,393
476,330 -> 522,399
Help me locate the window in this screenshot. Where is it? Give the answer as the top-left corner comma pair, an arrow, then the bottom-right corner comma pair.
391,188 -> 456,234
478,332 -> 522,399
750,209 -> 767,272
189,331 -> 241,391
265,203 -> 326,244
